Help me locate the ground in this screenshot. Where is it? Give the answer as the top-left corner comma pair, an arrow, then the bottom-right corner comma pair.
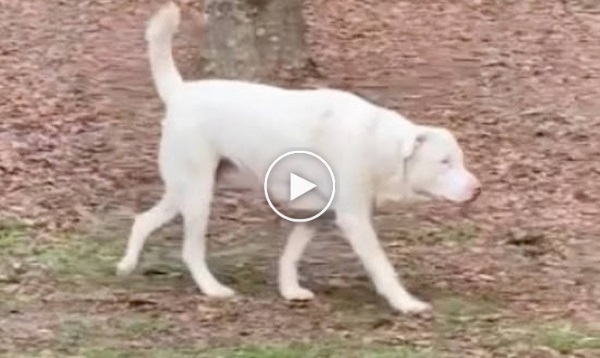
1,0 -> 600,357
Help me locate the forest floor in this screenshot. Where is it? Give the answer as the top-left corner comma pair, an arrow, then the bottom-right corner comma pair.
1,0 -> 600,357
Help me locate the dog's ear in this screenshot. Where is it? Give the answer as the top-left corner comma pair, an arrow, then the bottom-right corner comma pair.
400,129 -> 426,159
376,110 -> 426,160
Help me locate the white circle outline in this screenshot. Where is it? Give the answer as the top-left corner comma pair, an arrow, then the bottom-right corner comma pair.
263,150 -> 336,223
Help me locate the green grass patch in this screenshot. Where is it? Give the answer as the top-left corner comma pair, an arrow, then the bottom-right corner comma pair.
412,224 -> 480,246
0,218 -> 189,290
3,219 -> 600,358
39,314 -> 178,356
433,296 -> 600,355
225,261 -> 267,294
116,314 -> 174,338
0,219 -> 32,255
0,220 -> 35,305
75,344 -> 436,358
533,322 -> 600,354
435,296 -> 501,329
35,234 -> 122,283
55,317 -> 97,353
0,219 -> 122,285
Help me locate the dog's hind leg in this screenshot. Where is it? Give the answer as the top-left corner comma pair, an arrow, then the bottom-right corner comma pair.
180,161 -> 236,298
116,191 -> 179,276
279,224 -> 315,301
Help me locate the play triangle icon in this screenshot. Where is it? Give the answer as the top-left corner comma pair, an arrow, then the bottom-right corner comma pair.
289,173 -> 317,201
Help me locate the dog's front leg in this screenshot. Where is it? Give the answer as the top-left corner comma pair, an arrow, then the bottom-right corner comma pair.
279,224 -> 315,301
336,211 -> 430,314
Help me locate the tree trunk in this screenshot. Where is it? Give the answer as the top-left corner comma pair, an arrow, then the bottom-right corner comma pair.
201,0 -> 313,81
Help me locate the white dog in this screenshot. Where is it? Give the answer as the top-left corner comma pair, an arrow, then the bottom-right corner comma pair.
116,2 -> 481,314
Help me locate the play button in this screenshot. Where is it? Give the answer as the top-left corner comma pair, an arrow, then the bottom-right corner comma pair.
289,173 -> 317,201
264,150 -> 336,223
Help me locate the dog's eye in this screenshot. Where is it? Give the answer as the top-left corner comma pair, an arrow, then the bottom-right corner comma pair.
441,157 -> 451,165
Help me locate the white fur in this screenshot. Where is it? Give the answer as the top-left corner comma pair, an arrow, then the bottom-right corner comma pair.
117,2 -> 481,314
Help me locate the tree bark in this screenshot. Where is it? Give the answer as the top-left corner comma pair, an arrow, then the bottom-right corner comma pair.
201,0 -> 313,81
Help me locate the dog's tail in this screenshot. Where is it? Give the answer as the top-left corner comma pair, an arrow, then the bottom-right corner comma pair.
146,2 -> 183,103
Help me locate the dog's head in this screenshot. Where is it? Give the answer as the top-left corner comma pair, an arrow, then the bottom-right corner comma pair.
375,119 -> 481,204
403,126 -> 481,203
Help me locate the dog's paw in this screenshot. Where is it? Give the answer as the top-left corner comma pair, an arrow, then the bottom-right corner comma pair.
281,286 -> 315,301
116,257 -> 137,276
391,297 -> 431,315
204,284 -> 236,299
